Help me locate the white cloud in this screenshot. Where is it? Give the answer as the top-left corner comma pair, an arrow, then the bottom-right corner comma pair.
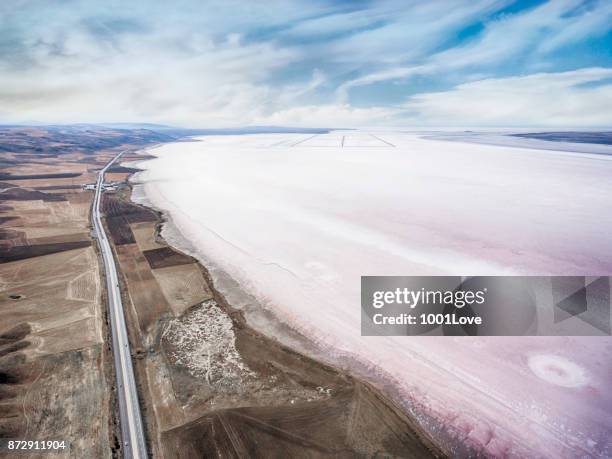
0,10 -> 300,126
402,68 -> 612,127
256,104 -> 399,127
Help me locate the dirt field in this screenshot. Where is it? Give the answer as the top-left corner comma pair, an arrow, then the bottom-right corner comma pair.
104,184 -> 443,458
0,126 -> 170,458
0,205 -> 112,457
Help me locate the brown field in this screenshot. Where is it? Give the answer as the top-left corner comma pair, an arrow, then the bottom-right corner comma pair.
105,172 -> 131,183
107,166 -> 141,174
0,172 -> 83,180
152,264 -> 213,316
102,194 -> 157,246
0,188 -> 66,202
1,241 -> 92,262
32,185 -> 83,191
0,243 -> 111,458
143,247 -> 194,269
162,383 -> 436,458
106,216 -> 137,245
0,126 -> 169,458
131,221 -> 165,252
114,243 -> 172,333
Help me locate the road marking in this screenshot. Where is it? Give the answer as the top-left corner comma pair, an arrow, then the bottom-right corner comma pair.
369,133 -> 396,147
290,134 -> 319,147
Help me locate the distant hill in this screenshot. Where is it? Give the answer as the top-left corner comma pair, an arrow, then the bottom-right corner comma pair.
511,131 -> 612,146
0,125 -> 177,155
0,123 -> 334,139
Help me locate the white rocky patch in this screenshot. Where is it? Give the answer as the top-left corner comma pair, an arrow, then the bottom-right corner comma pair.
162,299 -> 255,387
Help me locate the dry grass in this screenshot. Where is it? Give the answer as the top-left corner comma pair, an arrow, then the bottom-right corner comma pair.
0,247 -> 103,355
152,264 -> 213,316
131,221 -> 165,252
115,243 -> 172,333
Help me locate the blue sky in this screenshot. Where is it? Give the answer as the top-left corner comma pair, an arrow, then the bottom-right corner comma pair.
1,0 -> 611,127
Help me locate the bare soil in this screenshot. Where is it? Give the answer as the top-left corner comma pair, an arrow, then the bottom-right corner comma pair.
0,126 -> 170,458
142,247 -> 195,269
1,241 -> 91,262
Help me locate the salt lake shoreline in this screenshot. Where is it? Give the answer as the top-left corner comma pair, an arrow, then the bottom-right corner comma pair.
128,146 -> 425,402
124,146 -> 450,456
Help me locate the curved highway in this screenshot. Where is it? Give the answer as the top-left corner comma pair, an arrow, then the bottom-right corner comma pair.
92,150 -> 148,459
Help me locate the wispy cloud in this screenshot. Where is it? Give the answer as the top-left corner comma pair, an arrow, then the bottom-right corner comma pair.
1,0 -> 611,127
402,68 -> 612,127
255,103 -> 399,127
337,0 -> 612,99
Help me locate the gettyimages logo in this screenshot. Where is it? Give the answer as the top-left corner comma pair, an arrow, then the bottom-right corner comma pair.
361,276 -> 612,336
371,287 -> 487,309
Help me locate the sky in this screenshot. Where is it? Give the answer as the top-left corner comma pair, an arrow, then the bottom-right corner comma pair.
1,0 -> 612,128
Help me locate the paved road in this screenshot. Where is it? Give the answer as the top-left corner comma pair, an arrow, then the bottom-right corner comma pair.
92,151 -> 148,459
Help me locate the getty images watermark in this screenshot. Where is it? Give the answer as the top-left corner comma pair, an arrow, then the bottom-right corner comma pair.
361,276 -> 611,336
